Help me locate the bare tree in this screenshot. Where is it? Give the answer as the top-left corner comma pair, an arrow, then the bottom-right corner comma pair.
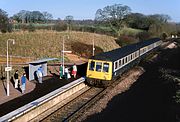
95,4 -> 131,36
64,15 -> 74,31
43,11 -> 53,23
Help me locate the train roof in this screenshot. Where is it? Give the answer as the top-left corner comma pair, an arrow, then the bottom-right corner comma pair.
91,38 -> 161,62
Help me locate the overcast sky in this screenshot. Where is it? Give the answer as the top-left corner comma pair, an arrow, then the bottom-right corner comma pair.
0,0 -> 179,22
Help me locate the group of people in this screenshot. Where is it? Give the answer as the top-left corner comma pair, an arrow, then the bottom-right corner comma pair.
14,70 -> 26,94
13,64 -> 77,94
13,66 -> 43,94
59,63 -> 77,80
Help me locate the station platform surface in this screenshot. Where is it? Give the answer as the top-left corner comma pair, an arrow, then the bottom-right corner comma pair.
0,74 -> 79,117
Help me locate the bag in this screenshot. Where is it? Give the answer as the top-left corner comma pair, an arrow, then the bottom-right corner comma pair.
67,73 -> 71,79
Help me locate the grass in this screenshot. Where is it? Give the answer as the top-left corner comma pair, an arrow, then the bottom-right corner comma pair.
0,30 -> 119,59
119,27 -> 143,36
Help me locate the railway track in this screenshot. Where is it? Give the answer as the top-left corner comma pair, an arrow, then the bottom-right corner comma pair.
42,67 -> 143,122
42,87 -> 105,122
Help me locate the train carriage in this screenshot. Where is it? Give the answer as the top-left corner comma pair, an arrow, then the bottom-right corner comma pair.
86,38 -> 162,87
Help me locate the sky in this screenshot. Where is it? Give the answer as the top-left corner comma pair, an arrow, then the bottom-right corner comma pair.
0,0 -> 179,22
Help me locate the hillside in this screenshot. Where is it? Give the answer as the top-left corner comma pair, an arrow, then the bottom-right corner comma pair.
0,30 -> 119,60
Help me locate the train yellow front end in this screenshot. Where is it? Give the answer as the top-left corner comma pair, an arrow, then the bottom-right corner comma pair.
86,59 -> 112,81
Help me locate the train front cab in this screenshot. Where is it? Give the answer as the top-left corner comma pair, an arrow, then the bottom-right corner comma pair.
86,59 -> 112,83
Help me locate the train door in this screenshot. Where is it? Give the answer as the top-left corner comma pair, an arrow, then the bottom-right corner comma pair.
94,62 -> 103,79
102,63 -> 111,80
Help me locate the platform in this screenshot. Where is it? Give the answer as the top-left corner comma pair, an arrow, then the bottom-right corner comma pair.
0,74 -> 79,117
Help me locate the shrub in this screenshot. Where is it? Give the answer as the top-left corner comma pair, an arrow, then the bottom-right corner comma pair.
1,29 -> 7,33
54,23 -> 67,32
71,42 -> 103,58
28,23 -> 35,32
136,31 -> 151,41
160,32 -> 168,40
177,31 -> 180,37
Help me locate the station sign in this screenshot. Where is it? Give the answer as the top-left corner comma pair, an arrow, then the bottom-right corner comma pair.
5,67 -> 12,71
61,51 -> 72,53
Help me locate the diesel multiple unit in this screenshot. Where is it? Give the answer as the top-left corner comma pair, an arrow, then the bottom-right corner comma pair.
86,38 -> 162,86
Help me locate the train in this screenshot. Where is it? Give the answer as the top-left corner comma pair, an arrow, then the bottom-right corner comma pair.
86,38 -> 162,87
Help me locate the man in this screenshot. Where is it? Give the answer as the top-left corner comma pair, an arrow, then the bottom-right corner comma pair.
14,70 -> 19,88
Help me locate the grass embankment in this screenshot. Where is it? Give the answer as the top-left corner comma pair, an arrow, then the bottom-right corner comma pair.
119,27 -> 143,37
0,30 -> 119,60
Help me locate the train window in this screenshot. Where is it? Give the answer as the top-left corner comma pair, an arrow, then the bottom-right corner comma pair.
125,57 -> 128,63
115,61 -> 118,69
89,61 -> 95,71
96,62 -> 102,72
122,58 -> 125,65
131,54 -> 133,60
103,63 -> 109,72
119,60 -> 121,67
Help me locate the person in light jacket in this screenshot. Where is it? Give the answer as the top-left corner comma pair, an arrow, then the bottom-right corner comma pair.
37,69 -> 43,83
21,73 -> 26,94
64,67 -> 69,80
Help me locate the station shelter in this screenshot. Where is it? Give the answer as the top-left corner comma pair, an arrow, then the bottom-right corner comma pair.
28,58 -> 58,81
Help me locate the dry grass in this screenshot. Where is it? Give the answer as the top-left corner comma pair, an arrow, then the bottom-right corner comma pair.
0,30 -> 119,59
0,56 -> 32,64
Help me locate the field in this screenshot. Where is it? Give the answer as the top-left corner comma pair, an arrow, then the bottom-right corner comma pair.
0,30 -> 119,60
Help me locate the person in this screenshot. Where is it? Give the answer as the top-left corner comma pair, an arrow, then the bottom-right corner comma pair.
67,70 -> 71,79
21,73 -> 26,94
59,64 -> 63,79
64,67 -> 69,80
14,70 -> 19,88
37,69 -> 43,83
72,63 -> 77,78
38,66 -> 43,75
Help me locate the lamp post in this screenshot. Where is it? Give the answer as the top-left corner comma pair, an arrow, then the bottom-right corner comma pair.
6,39 -> 15,96
92,33 -> 95,56
62,35 -> 69,75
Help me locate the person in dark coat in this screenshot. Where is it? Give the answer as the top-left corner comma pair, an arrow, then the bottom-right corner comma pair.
14,70 -> 19,88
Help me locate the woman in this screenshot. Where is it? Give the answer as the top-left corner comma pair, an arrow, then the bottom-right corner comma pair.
72,63 -> 77,78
